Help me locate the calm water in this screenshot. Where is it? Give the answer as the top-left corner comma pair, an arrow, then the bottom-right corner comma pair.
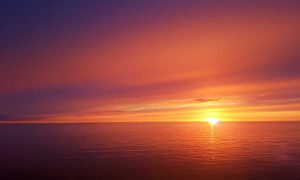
1,122 -> 300,180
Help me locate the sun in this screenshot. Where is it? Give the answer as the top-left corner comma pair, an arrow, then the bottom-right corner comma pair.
207,117 -> 219,125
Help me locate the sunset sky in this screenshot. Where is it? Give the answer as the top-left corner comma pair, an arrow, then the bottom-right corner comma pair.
1,0 -> 300,123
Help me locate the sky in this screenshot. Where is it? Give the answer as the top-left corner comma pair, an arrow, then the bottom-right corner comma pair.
0,0 -> 300,123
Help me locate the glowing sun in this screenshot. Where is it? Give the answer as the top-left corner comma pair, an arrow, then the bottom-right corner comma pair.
207,117 -> 219,125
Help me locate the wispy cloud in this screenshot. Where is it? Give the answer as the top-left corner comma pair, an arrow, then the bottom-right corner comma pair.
0,1 -> 299,122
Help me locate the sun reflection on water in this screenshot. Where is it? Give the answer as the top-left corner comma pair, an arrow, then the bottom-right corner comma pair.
210,124 -> 216,144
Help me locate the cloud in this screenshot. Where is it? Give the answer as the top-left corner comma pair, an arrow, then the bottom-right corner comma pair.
194,98 -> 222,103
0,1 -> 299,122
0,78 -> 200,116
0,114 -> 50,121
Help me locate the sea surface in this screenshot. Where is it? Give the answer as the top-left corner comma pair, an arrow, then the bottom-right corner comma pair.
0,122 -> 300,180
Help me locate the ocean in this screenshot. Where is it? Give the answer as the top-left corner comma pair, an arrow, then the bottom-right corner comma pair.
1,122 -> 300,180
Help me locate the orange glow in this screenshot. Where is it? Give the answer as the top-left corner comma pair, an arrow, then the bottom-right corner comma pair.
0,2 -> 299,123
